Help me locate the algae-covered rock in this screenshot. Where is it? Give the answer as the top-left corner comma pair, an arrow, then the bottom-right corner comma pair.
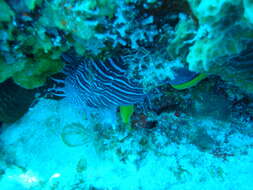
185,0 -> 251,72
24,0 -> 43,10
0,0 -> 14,22
167,16 -> 196,59
180,0 -> 253,93
0,57 -> 26,83
187,0 -> 241,26
187,31 -> 245,72
0,32 -> 64,89
13,55 -> 63,89
0,8 -> 66,89
0,52 -> 63,89
0,0 -> 126,89
39,0 -> 117,42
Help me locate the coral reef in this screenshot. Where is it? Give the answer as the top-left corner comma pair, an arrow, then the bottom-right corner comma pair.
0,0 -> 252,93
185,0 -> 253,93
0,0 -> 14,22
0,0 -> 169,90
0,1 -> 253,189
0,4 -> 65,89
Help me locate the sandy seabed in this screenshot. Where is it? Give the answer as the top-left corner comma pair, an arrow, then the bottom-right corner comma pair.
0,99 -> 253,190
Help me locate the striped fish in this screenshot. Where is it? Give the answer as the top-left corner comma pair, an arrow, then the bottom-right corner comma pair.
58,54 -> 146,109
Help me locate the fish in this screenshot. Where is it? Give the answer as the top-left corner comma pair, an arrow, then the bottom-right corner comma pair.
52,52 -> 205,107
168,68 -> 207,90
49,51 -> 205,125
53,53 -> 146,111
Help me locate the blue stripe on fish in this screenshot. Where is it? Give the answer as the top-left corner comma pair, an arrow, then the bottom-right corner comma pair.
61,54 -> 146,109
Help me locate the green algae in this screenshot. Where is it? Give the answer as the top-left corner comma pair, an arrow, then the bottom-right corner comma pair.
39,0 -> 117,42
0,0 -> 14,22
0,0 -> 121,89
0,29 -> 64,89
13,55 -> 63,89
167,17 -> 196,59
24,0 -> 43,10
0,12 -> 66,89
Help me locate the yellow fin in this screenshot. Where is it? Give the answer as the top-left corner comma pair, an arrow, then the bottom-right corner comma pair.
120,105 -> 134,124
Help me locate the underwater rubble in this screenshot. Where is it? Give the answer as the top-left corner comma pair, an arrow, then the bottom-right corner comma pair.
0,0 -> 253,189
